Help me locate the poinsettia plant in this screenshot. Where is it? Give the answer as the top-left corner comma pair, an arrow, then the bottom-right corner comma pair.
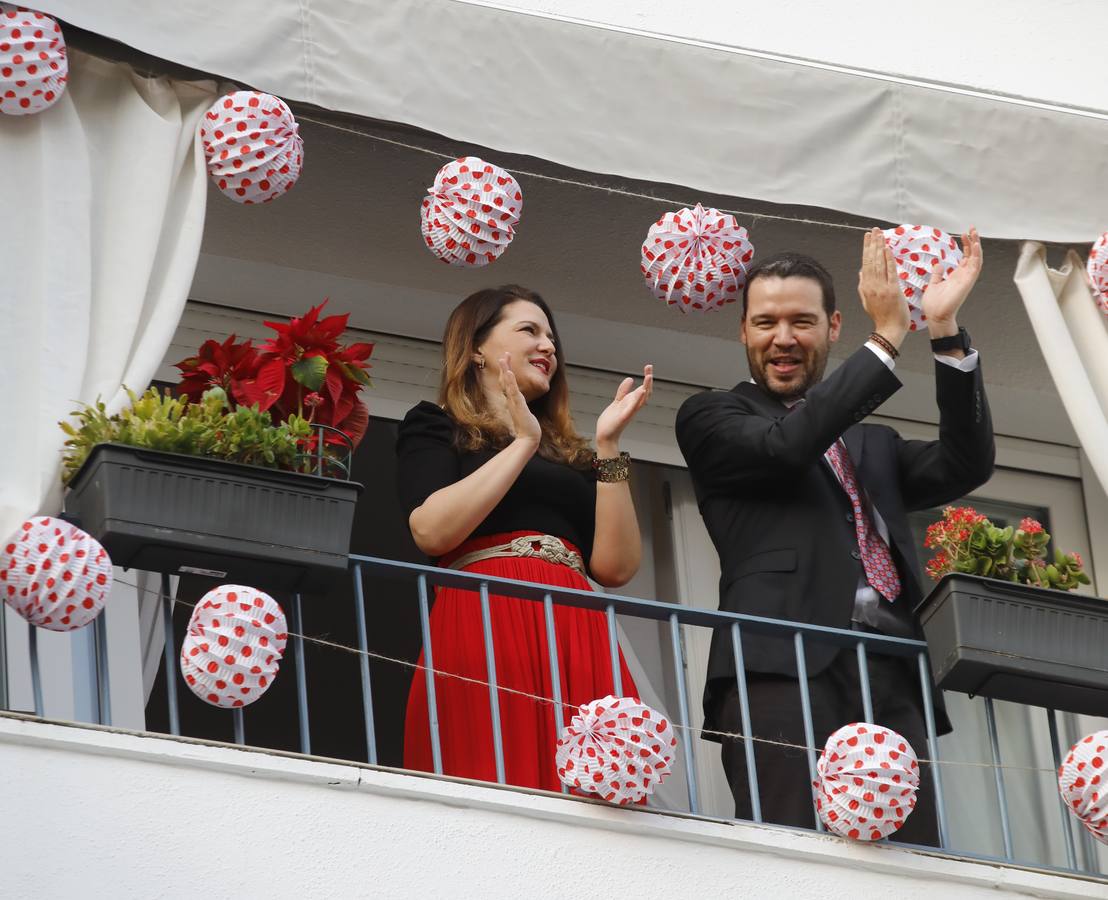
176,301 -> 373,448
924,506 -> 1090,591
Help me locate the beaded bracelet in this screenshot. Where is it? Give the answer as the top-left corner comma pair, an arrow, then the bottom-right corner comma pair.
868,331 -> 900,359
593,451 -> 631,483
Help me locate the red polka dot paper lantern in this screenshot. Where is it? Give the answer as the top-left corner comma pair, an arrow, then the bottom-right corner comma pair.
640,203 -> 754,313
199,90 -> 303,204
882,225 -> 963,332
1,516 -> 111,631
555,695 -> 677,805
0,4 -> 67,116
814,722 -> 919,841
179,585 -> 287,708
1084,233 -> 1108,317
420,156 -> 522,267
1058,730 -> 1108,845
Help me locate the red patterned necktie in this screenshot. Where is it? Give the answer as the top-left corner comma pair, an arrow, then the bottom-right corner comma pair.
824,440 -> 901,603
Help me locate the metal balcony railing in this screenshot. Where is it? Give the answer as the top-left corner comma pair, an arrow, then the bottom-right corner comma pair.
2,553 -> 1105,880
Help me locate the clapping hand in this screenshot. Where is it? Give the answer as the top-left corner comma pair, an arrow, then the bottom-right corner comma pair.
858,228 -> 910,343
498,353 -> 542,446
920,227 -> 983,331
595,365 -> 653,454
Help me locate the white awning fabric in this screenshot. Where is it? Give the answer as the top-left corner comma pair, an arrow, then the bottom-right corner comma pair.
36,0 -> 1108,243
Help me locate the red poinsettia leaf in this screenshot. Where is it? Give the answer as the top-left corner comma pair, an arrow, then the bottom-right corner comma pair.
324,366 -> 344,406
337,342 -> 374,363
236,357 -> 286,410
338,399 -> 370,448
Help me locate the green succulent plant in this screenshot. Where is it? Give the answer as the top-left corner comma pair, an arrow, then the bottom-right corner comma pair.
60,387 -> 313,484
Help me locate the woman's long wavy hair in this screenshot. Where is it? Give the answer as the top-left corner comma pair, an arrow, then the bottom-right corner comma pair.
439,285 -> 593,468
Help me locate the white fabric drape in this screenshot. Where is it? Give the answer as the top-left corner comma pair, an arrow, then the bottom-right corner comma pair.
1013,244 -> 1108,497
0,50 -> 213,541
33,0 -> 1108,242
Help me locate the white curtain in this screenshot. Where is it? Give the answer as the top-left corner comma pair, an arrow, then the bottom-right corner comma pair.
0,49 -> 213,540
1013,244 -> 1108,497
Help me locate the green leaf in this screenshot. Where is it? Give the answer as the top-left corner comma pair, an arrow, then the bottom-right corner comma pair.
336,360 -> 373,387
291,355 -> 328,390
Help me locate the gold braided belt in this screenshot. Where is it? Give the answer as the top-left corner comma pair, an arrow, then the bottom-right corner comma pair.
446,534 -> 587,578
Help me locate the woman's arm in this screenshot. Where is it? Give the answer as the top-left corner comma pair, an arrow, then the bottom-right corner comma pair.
408,355 -> 541,557
589,366 -> 652,587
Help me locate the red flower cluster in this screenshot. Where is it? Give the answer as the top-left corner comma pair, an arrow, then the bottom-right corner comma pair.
1018,516 -> 1045,534
175,301 -> 373,446
923,506 -> 986,550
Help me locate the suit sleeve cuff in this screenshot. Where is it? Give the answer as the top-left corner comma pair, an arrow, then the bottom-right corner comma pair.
865,340 -> 896,371
934,348 -> 979,372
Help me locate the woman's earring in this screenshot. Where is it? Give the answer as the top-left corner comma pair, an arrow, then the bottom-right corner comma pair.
475,356 -> 486,370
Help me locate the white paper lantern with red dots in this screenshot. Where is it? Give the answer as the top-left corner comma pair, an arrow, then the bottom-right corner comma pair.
1058,730 -> 1108,845
0,4 -> 67,116
555,695 -> 677,805
640,203 -> 754,313
882,225 -> 963,333
179,585 -> 287,709
1084,233 -> 1108,317
420,156 -> 522,267
814,722 -> 920,841
199,90 -> 303,204
0,516 -> 111,631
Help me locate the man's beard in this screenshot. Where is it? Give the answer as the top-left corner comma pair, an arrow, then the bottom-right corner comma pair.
747,344 -> 830,402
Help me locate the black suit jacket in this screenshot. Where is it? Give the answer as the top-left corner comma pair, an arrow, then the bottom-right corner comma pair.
675,347 -> 995,734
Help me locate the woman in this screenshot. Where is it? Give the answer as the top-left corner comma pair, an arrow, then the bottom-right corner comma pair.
397,285 -> 653,790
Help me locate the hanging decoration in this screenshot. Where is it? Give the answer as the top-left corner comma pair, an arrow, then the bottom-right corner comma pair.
0,4 -> 67,116
179,584 -> 287,709
882,225 -> 964,332
814,722 -> 920,841
1084,233 -> 1108,317
421,156 -> 522,267
1058,730 -> 1108,846
555,695 -> 678,805
0,516 -> 111,631
199,90 -> 303,205
640,203 -> 754,314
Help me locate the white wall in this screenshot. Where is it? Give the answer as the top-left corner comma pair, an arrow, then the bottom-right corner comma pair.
474,0 -> 1108,111
0,715 -> 1102,900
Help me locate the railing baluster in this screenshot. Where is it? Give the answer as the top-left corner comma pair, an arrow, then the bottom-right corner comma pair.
729,622 -> 761,823
290,593 -> 311,755
793,632 -> 822,832
605,603 -> 623,697
351,564 -> 378,765
0,598 -> 9,710
232,707 -> 245,745
478,581 -> 506,785
94,610 -> 111,726
543,592 -> 568,794
1047,708 -> 1078,871
855,641 -> 874,724
417,574 -> 443,775
28,625 -> 43,717
668,613 -> 699,815
917,651 -> 949,849
160,573 -> 180,736
983,697 -> 1013,859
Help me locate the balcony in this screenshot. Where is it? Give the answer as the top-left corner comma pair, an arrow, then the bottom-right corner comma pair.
1,553 -> 1105,898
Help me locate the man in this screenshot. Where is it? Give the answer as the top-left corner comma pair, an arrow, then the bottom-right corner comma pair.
675,228 -> 995,845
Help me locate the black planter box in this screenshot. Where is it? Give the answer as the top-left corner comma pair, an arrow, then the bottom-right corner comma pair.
63,444 -> 363,592
916,573 -> 1108,716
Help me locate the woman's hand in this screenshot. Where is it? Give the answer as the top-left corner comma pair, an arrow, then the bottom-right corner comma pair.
595,364 -> 653,456
499,353 -> 541,446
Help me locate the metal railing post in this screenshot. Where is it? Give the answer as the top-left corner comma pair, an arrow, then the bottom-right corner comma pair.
730,622 -> 761,822
160,574 -> 180,736
417,574 -> 443,775
983,697 -> 1013,860
351,564 -> 378,765
290,593 -> 311,755
917,652 -> 949,849
1047,708 -> 1079,871
605,604 -> 623,697
28,625 -> 43,717
855,641 -> 874,724
793,632 -> 822,832
0,599 -> 9,710
478,581 -> 507,784
94,611 -> 112,726
668,613 -> 699,815
232,708 -> 245,745
543,593 -> 568,794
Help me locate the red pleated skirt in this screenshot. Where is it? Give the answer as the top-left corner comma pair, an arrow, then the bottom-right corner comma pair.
404,530 -> 639,792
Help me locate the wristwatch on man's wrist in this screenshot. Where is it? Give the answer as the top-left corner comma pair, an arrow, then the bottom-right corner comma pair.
929,326 -> 971,354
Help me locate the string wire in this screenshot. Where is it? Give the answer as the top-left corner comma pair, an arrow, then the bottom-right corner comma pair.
107,574 -> 1063,776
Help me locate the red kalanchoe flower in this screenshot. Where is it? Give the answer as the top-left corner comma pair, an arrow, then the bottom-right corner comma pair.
1018,517 -> 1045,534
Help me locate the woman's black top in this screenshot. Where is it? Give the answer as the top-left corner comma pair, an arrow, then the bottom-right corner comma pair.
396,401 -> 597,564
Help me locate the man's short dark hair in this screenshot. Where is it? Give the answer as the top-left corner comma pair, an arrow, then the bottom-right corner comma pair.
742,252 -> 836,319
